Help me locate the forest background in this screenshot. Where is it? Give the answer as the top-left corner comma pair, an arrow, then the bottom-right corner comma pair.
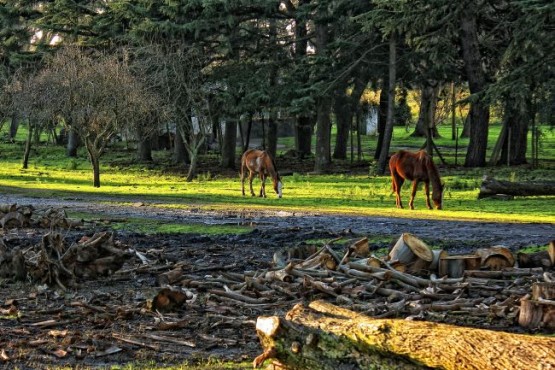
0,0 -> 554,223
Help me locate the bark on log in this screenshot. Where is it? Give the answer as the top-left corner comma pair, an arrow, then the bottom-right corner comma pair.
517,250 -> 552,268
255,300 -> 555,370
478,176 -> 555,198
519,283 -> 555,329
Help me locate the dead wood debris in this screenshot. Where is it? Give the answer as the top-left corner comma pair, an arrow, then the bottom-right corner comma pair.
0,203 -> 131,288
149,234 -> 554,332
0,203 -> 553,367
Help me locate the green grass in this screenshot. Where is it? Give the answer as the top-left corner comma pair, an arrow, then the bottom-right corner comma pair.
84,214 -> 253,235
0,124 -> 554,224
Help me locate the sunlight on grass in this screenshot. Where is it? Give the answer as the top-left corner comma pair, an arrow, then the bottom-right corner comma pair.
1,124 -> 554,224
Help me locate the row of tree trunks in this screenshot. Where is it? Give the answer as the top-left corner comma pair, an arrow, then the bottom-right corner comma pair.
255,300 -> 555,370
478,176 -> 555,198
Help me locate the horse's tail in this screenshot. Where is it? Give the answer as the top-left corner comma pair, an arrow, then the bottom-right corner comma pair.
389,152 -> 399,192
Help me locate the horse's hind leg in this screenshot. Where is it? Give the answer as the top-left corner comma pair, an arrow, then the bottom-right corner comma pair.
241,166 -> 246,196
409,180 -> 419,210
392,174 -> 404,208
424,181 -> 432,209
259,173 -> 266,197
249,172 -> 256,196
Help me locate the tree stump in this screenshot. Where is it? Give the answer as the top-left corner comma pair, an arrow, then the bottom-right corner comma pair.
255,300 -> 555,370
388,233 -> 432,275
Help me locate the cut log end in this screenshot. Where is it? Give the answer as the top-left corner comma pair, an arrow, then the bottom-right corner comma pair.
256,316 -> 281,338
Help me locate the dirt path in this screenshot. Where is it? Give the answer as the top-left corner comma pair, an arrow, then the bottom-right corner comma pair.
0,193 -> 552,250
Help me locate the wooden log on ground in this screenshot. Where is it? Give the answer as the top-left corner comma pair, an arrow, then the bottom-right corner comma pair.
519,282 -> 555,329
476,246 -> 515,270
388,233 -> 432,275
255,300 -> 555,370
438,255 -> 480,278
517,250 -> 552,268
0,204 -> 17,213
478,176 -> 555,198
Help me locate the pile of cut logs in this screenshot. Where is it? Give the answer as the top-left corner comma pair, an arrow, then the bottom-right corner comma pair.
0,203 -> 133,289
253,234 -> 555,369
149,231 -> 555,331
0,203 -> 84,230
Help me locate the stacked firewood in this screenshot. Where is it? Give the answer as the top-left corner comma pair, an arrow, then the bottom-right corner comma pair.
0,203 -> 133,289
0,203 -> 84,230
151,233 -> 554,331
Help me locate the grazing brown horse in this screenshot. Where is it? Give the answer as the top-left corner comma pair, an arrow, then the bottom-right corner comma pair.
389,150 -> 444,210
241,149 -> 283,198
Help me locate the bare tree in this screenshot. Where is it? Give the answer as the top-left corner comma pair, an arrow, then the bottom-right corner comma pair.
42,46 -> 158,187
136,44 -> 214,181
3,69 -> 54,168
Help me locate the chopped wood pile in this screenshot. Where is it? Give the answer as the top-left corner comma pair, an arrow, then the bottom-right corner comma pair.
149,232 -> 555,332
251,236 -> 555,369
0,203 -> 132,289
0,203 -> 84,230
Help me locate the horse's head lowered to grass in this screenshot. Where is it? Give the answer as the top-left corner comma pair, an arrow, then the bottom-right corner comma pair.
389,150 -> 444,210
241,149 -> 283,198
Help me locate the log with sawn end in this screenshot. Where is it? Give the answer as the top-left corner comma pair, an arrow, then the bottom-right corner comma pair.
255,300 -> 555,370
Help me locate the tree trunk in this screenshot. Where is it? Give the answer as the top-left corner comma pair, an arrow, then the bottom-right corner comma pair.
9,113 -> 19,142
174,129 -> 189,165
412,84 -> 439,139
137,135 -> 153,162
87,147 -> 101,188
242,113 -> 253,154
265,19 -> 279,159
255,300 -> 555,370
374,79 -> 388,160
413,85 -> 431,137
22,121 -> 33,169
67,128 -> 80,157
292,0 -> 312,159
498,102 -> 530,166
377,34 -> 397,175
295,116 -> 313,158
185,147 -> 199,182
266,110 -> 278,159
314,98 -> 332,173
460,7 -> 490,167
220,118 -> 238,169
313,14 -> 332,173
332,87 -> 351,160
478,176 -> 555,198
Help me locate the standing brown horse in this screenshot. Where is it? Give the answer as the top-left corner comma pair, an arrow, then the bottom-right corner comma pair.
241,149 -> 283,198
389,150 -> 444,210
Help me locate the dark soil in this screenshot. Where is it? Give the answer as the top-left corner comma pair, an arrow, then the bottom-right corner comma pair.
0,194 -> 553,369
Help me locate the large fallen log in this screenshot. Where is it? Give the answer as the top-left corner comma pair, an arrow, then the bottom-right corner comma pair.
478,176 -> 555,199
255,300 -> 555,370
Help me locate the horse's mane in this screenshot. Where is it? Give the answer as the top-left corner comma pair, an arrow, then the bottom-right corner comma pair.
420,151 -> 442,188
270,155 -> 280,180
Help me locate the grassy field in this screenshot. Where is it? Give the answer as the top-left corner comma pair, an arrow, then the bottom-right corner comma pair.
0,124 -> 554,224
